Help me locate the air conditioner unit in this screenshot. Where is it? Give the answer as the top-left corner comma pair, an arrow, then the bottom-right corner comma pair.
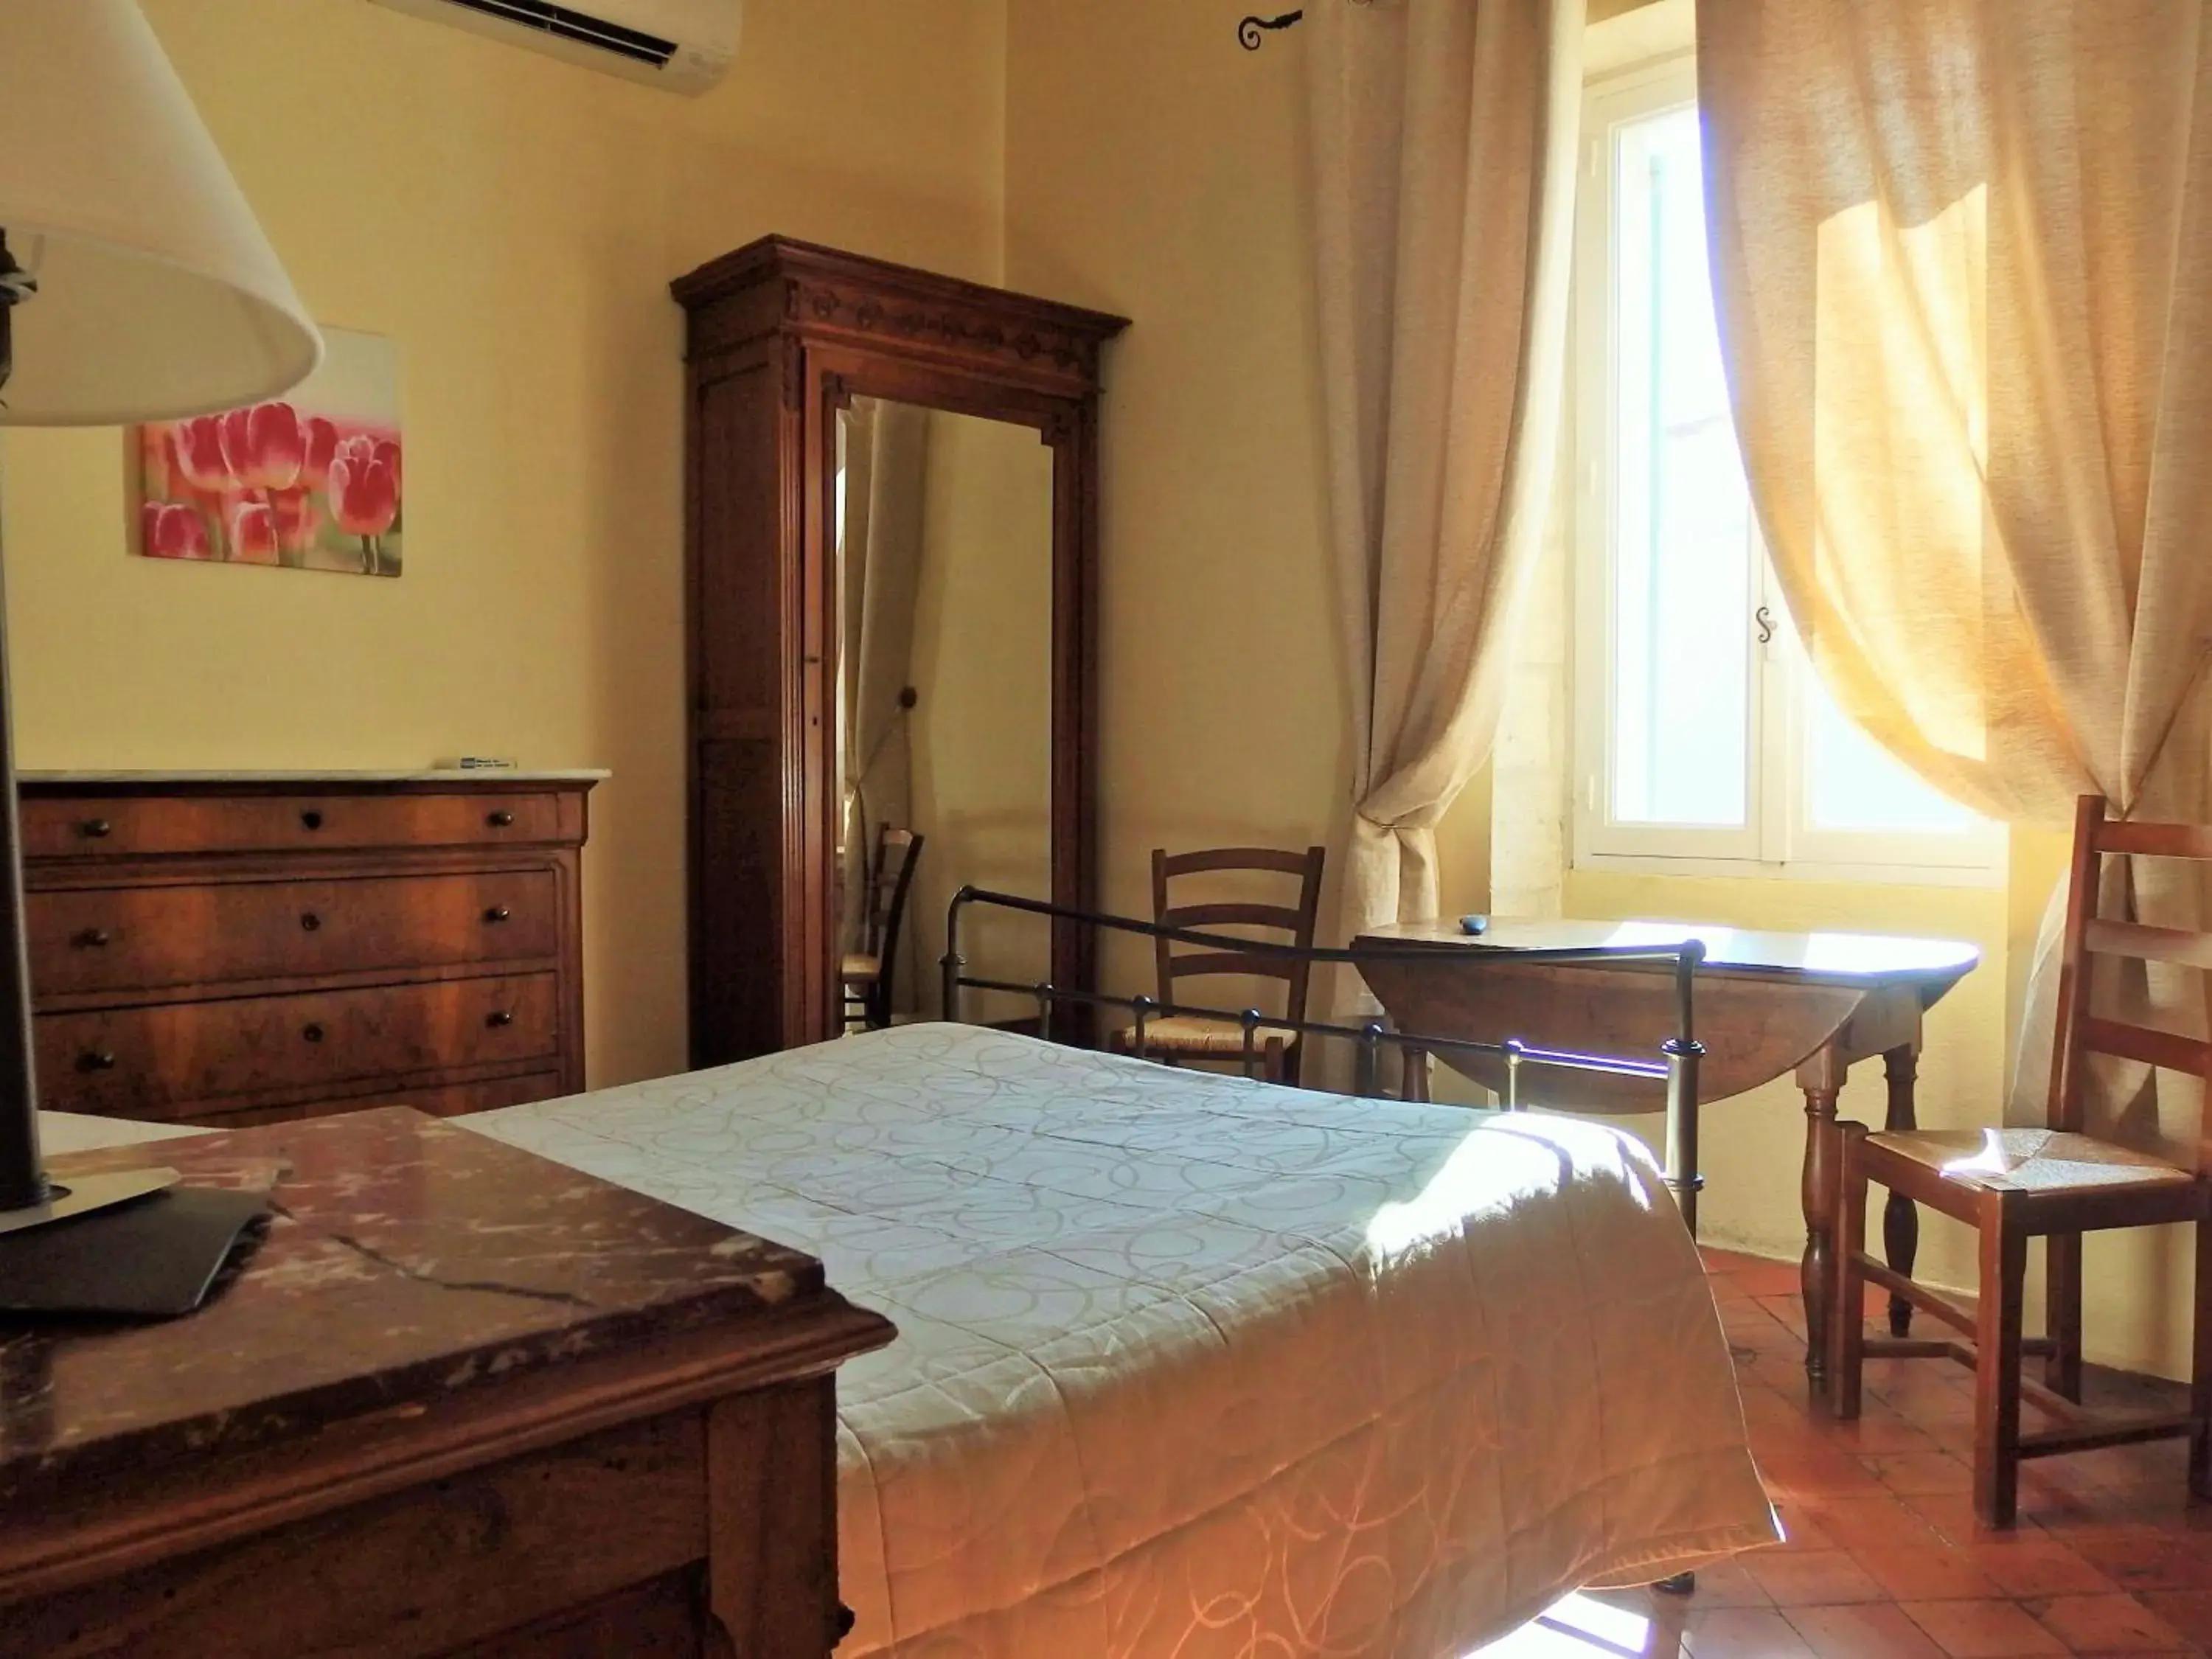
366,0 -> 741,96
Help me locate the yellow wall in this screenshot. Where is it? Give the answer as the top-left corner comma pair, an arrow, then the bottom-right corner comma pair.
1004,0 -> 1359,987
0,0 -> 1006,1088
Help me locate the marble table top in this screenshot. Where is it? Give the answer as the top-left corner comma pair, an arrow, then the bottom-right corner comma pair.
1360,917 -> 1980,986
18,768 -> 610,785
0,1108 -> 829,1500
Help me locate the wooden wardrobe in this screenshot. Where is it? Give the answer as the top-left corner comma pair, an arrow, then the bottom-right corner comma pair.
672,237 -> 1127,1065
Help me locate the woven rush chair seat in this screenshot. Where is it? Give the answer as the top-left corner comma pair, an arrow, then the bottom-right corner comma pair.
1865,1127 -> 2192,1195
841,827 -> 922,1032
1115,1014 -> 1301,1056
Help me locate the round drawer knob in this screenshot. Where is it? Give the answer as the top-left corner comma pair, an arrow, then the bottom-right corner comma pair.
72,927 -> 111,950
300,913 -> 322,932
300,810 -> 324,831
487,810 -> 515,829
483,905 -> 511,924
77,1048 -> 117,1072
302,1022 -> 326,1043
78,818 -> 111,840
485,1009 -> 515,1029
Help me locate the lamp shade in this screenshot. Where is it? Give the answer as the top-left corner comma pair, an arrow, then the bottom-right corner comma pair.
0,0 -> 321,426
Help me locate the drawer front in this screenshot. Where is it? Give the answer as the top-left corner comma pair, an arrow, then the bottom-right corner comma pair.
0,1414 -> 709,1659
375,1071 -> 568,1118
37,974 -> 560,1120
21,792 -> 567,858
201,1071 -> 570,1128
29,871 -> 560,998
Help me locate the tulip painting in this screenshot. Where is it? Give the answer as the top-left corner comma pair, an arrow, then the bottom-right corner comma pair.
133,327 -> 403,577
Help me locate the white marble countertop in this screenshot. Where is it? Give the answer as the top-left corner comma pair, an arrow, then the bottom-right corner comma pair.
18,768 -> 612,784
36,1110 -> 206,1155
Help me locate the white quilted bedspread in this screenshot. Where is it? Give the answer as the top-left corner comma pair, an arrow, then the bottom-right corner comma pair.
466,1024 -> 1776,1658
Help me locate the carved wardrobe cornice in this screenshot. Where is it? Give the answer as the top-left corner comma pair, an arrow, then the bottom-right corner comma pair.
671,236 -> 1128,397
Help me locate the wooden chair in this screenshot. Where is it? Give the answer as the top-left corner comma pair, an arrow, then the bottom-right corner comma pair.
841,826 -> 923,1032
1107,845 -> 1326,1084
1832,794 -> 2212,1526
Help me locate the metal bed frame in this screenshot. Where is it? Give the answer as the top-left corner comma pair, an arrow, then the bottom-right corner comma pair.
939,886 -> 1713,1233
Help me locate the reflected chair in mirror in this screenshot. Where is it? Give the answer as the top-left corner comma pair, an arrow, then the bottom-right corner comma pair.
842,827 -> 924,1033
1832,794 -> 2212,1526
1107,845 -> 1326,1085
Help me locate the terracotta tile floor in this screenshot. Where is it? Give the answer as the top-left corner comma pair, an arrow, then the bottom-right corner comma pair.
1478,1249 -> 2212,1658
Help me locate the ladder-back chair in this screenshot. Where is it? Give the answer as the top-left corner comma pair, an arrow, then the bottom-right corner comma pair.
1832,795 -> 2212,1526
1107,845 -> 1326,1084
841,826 -> 923,1032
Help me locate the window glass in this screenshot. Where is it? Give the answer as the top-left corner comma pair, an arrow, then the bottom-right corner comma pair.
1607,102 -> 1753,827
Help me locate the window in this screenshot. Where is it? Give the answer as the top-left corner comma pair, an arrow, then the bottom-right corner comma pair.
1571,55 -> 2000,884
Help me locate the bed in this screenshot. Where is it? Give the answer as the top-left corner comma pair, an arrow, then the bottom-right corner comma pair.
449,1022 -> 1778,1657
40,1020 -> 1772,1656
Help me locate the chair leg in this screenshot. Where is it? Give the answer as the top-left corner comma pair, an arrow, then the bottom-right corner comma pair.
2191,1214 -> 2211,1501
1831,1122 -> 1869,1422
2046,1231 -> 2084,1402
1262,1036 -> 1287,1085
1973,1194 -> 2029,1528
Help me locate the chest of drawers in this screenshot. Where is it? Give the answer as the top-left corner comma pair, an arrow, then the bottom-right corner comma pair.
19,771 -> 602,1126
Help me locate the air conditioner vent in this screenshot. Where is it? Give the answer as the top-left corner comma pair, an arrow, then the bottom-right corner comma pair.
435,0 -> 675,66
366,0 -> 740,95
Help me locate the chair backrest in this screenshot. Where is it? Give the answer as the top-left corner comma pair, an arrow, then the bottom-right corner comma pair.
1150,845 -> 1326,1026
866,827 -> 925,967
2050,794 -> 2212,1171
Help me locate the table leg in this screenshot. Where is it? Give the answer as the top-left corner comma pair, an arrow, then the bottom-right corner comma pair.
1798,1073 -> 1842,1390
1882,1043 -> 1921,1338
1402,1046 -> 1432,1103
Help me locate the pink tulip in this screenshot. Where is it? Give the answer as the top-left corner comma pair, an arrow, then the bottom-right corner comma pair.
170,417 -> 233,492
302,415 -> 340,486
219,401 -> 305,490
226,498 -> 277,563
328,434 -> 399,537
141,502 -> 209,560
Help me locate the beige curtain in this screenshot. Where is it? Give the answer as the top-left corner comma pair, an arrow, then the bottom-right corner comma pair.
838,397 -> 931,959
1698,0 -> 2212,1140
1306,0 -> 1585,938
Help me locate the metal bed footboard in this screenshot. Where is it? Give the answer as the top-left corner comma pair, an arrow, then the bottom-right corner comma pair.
938,886 -> 1711,1233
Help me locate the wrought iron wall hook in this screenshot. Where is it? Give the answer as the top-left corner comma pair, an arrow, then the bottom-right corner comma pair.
1240,0 -> 1376,50
1238,10 -> 1304,49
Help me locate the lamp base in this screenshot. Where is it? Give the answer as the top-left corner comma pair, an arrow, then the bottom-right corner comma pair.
0,1165 -> 180,1234
0,1176 -> 268,1317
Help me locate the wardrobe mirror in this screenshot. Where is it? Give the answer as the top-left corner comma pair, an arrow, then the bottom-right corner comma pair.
835,395 -> 1054,1025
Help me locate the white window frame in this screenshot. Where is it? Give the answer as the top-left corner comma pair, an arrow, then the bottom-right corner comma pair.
1569,52 -> 2005,889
